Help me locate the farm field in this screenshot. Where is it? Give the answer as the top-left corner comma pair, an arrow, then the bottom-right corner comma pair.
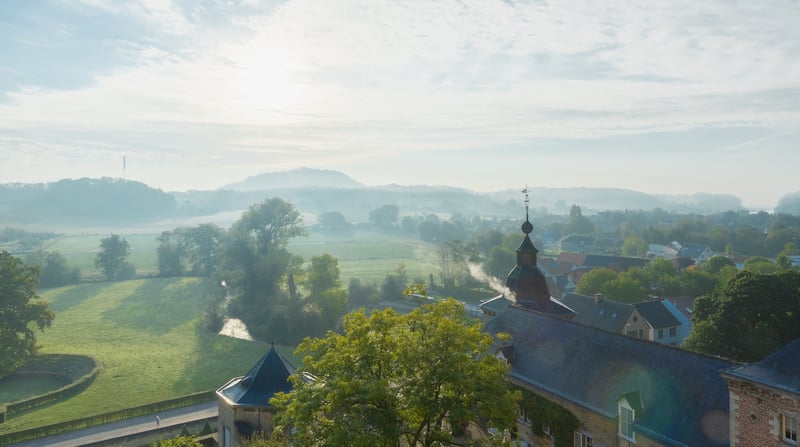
0,277 -> 277,434
40,228 -> 439,285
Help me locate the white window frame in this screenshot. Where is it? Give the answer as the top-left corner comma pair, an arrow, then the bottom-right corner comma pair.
574,430 -> 593,447
619,402 -> 635,442
784,413 -> 799,445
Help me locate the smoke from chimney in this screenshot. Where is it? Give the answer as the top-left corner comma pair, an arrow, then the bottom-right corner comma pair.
467,262 -> 516,302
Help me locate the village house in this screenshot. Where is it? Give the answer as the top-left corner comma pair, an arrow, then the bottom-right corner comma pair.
722,338 -> 800,447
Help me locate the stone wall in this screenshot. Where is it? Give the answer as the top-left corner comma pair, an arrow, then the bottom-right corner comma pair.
728,378 -> 800,447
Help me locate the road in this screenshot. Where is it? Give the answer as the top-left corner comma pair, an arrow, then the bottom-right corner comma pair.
9,402 -> 218,447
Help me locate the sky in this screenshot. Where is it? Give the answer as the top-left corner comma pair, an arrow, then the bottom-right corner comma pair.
1,0 -> 798,209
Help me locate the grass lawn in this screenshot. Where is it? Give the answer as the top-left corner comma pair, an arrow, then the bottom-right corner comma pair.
289,229 -> 440,284
0,277 -> 284,434
40,228 -> 438,285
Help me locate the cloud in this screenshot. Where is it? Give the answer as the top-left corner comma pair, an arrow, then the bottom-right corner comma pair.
1,0 -> 798,205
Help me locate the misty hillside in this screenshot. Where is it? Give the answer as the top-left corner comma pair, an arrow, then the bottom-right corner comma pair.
223,167 -> 363,191
0,168 -> 778,227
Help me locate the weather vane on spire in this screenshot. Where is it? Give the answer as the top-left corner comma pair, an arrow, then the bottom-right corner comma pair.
522,185 -> 530,221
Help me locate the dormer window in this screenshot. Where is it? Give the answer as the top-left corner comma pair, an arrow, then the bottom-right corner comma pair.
618,401 -> 635,442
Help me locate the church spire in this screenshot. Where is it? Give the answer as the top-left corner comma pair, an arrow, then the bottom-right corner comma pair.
506,186 -> 550,310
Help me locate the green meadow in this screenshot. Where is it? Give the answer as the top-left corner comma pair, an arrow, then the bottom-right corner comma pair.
42,229 -> 439,285
0,229 -> 440,434
0,278 -> 277,434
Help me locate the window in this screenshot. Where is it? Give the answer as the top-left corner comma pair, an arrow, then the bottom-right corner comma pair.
784,414 -> 798,445
669,327 -> 676,337
574,431 -> 593,447
658,329 -> 664,339
619,404 -> 635,441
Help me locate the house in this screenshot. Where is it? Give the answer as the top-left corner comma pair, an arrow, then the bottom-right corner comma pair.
677,243 -> 715,264
661,296 -> 694,342
558,234 -> 596,253
216,343 -> 295,447
722,338 -> 800,447
559,293 -> 650,339
647,244 -> 679,260
484,304 -> 736,447
633,299 -> 683,346
556,252 -> 650,272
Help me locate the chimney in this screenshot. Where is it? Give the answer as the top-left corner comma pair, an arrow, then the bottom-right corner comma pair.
594,293 -> 604,303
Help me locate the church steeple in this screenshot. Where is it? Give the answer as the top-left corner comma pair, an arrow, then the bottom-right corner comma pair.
506,187 -> 552,312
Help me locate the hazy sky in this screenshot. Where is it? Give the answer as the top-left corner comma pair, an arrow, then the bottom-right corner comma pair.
1,0 -> 798,208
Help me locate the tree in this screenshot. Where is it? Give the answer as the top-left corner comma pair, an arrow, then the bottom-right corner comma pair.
701,255 -> 736,274
575,268 -> 617,296
272,298 -> 520,447
157,229 -> 186,277
486,246 -> 515,279
150,436 -> 203,447
563,205 -> 594,235
183,223 -> 225,276
347,278 -> 380,309
743,256 -> 777,274
95,234 -> 135,281
305,254 -> 347,325
683,271 -> 800,362
621,236 -> 647,257
25,250 -> 80,288
0,252 -> 55,374
369,204 -> 400,227
231,198 -> 307,255
317,211 -> 348,230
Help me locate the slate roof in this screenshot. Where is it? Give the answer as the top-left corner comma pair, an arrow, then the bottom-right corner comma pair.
723,337 -> 800,397
217,344 -> 295,407
560,293 -> 635,333
633,300 -> 681,329
677,243 -> 712,260
484,305 -> 736,447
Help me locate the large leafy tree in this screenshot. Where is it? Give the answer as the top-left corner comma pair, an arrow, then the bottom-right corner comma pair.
305,253 -> 347,325
563,204 -> 594,235
273,298 -> 520,447
369,204 -> 400,227
231,198 -> 307,255
683,270 -> 800,362
95,234 -> 135,281
0,252 -> 55,374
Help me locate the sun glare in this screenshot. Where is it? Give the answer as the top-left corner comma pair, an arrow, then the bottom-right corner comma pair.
230,45 -> 307,113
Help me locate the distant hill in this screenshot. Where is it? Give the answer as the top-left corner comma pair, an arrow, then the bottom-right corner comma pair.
488,187 -> 743,215
0,169 -> 765,228
223,167 -> 363,191
0,177 -> 176,225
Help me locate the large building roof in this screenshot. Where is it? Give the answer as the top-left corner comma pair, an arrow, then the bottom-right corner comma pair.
483,305 -> 736,447
217,343 -> 295,407
723,337 -> 800,397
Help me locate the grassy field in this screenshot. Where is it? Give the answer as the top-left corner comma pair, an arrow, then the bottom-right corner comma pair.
40,228 -> 439,286
0,277 -> 281,434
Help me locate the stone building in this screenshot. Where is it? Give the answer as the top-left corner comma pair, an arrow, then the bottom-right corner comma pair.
216,343 -> 295,447
723,338 -> 800,447
482,209 -> 736,446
